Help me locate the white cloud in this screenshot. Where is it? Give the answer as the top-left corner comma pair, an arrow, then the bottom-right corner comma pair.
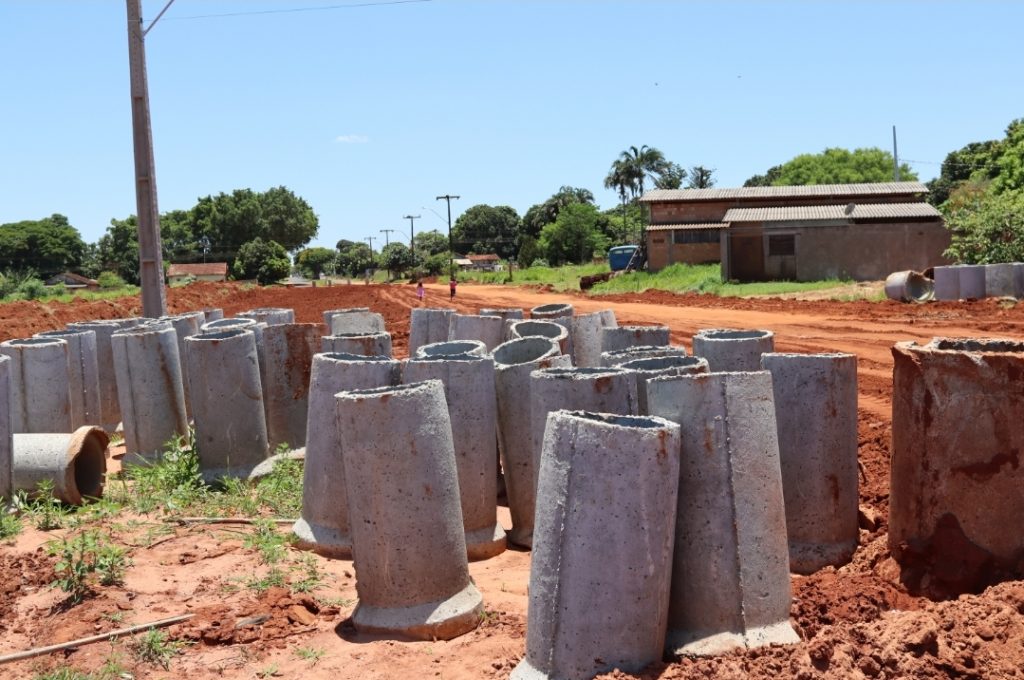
335,134 -> 369,144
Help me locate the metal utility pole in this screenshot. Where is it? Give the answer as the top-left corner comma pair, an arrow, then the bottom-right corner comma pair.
126,0 -> 172,318
892,125 -> 900,181
403,215 -> 420,260
435,195 -> 459,276
380,229 -> 394,279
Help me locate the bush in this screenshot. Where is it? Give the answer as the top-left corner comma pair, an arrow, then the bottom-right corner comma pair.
530,258 -> 550,268
423,253 -> 449,276
234,238 -> 291,286
16,277 -> 46,300
97,271 -> 126,289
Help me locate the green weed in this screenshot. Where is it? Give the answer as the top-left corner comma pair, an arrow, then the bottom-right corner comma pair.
243,519 -> 288,564
0,502 -> 21,540
294,646 -> 325,664
131,628 -> 185,670
30,480 -> 69,530
47,531 -> 131,603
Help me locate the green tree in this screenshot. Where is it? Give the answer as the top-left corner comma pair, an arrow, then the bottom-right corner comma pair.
654,163 -> 687,190
523,186 -> 596,239
451,205 -> 521,259
335,242 -> 375,277
943,185 -> 1024,264
687,165 -> 717,189
295,247 -> 336,278
993,119 -> 1024,194
380,242 -> 415,276
538,203 -> 610,265
762,147 -> 917,186
413,230 -> 449,256
259,186 -> 319,252
96,216 -> 141,284
516,235 -> 542,267
233,238 -> 290,285
744,164 -> 784,187
926,140 -> 1001,206
0,214 -> 86,277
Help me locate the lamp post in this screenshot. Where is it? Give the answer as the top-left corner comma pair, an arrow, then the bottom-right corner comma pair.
403,214 -> 420,261
380,229 -> 394,280
435,195 -> 459,277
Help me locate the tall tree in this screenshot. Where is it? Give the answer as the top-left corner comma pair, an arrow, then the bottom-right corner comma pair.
336,241 -> 375,277
926,141 -> 1001,206
743,165 -> 783,187
523,186 -> 596,238
687,166 -> 717,189
451,205 -> 521,259
233,238 -> 291,285
295,247 -> 337,278
0,214 -> 86,277
654,163 -> 687,190
413,230 -> 449,256
380,242 -> 415,276
538,203 -> 610,266
259,185 -> 320,252
751,147 -> 917,186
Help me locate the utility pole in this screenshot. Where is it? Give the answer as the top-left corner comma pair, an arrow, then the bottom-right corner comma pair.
126,0 -> 172,318
380,228 -> 394,279
364,237 -> 375,281
892,125 -> 900,182
403,214 -> 420,260
435,195 -> 459,276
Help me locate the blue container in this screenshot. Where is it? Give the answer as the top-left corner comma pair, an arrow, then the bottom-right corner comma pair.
608,245 -> 638,272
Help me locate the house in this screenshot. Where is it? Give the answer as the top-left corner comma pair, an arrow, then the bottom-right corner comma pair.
467,253 -> 501,271
453,258 -> 473,270
45,272 -> 98,290
639,182 -> 949,281
166,262 -> 229,284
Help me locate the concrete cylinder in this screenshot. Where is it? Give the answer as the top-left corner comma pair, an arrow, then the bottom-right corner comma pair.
531,303 -> 573,319
336,380 -> 484,640
12,426 -> 108,505
160,311 -> 205,416
493,337 -> 572,548
35,329 -> 101,429
692,328 -> 775,373
262,323 -> 320,451
958,264 -> 986,299
509,320 -> 570,356
293,353 -> 401,558
330,310 -> 386,336
884,270 -> 934,302
323,307 -> 370,331
601,344 -> 688,367
932,265 -> 961,301
985,263 -> 1016,298
599,309 -> 618,328
414,340 -> 487,360
513,411 -> 680,680
66,320 -> 121,430
185,328 -> 270,482
111,321 -> 189,462
202,308 -> 224,323
890,338 -> 1024,594
601,325 -> 671,354
408,308 -> 455,355
570,311 -> 606,367
0,355 -> 10,502
0,337 -> 73,434
237,307 -> 294,325
199,318 -> 267,417
404,355 -> 505,560
762,353 -> 859,574
480,307 -> 524,323
322,331 -> 393,357
647,371 -> 799,656
448,313 -> 505,352
620,355 -> 709,415
1014,263 -> 1024,299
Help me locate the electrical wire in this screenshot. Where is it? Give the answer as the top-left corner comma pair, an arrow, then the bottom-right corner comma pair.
161,0 -> 431,21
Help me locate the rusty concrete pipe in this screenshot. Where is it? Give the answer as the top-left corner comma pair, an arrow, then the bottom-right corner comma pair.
601,324 -> 671,355
884,270 -> 935,303
12,426 -> 109,505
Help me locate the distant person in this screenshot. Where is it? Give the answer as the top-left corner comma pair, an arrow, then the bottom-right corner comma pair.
416,280 -> 425,303
449,277 -> 457,300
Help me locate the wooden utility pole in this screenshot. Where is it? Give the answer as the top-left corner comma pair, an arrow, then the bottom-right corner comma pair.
126,0 -> 167,317
435,195 -> 459,276
403,214 -> 420,259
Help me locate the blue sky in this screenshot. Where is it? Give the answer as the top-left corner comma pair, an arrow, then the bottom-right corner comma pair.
1,1 -> 1022,251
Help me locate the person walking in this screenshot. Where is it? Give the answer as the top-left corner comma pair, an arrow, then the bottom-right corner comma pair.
449,277 -> 457,300
416,280 -> 425,303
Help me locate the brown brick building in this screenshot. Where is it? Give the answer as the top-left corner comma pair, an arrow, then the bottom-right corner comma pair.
639,182 -> 949,281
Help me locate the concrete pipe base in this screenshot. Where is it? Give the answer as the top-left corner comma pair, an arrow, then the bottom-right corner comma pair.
352,581 -> 484,642
601,344 -> 688,367
692,328 -> 775,373
601,324 -> 671,354
464,524 -> 507,561
292,518 -> 352,559
530,303 -> 573,319
237,307 -> 294,325
414,340 -> 487,359
509,321 -> 570,356
12,426 -> 109,505
322,332 -> 392,357
409,308 -> 455,355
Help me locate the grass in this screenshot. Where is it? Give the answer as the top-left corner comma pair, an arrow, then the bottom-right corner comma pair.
588,262 -> 850,297
131,628 -> 185,670
457,263 -> 610,291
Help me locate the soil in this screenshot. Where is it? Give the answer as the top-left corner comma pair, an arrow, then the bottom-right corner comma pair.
3,280 -> 1024,679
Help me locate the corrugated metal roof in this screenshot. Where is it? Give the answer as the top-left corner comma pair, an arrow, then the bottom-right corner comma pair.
647,222 -> 729,232
639,181 -> 928,203
167,262 -> 229,277
723,202 -> 942,222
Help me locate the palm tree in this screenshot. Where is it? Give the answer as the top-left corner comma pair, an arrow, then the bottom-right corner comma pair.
604,159 -> 638,243
620,145 -> 669,198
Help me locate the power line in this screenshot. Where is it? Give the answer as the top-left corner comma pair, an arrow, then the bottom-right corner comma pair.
161,0 -> 431,21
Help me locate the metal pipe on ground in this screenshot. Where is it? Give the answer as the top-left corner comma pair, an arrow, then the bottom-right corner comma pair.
647,371 -> 799,656
262,323 -> 320,451
336,380 -> 484,640
236,307 -> 294,325
448,313 -> 505,352
404,354 -> 506,560
619,355 -> 709,414
570,311 -> 606,367
12,426 -> 108,505
330,310 -> 386,336
601,325 -> 671,355
408,308 -> 455,355
884,270 -> 935,303
493,337 -> 571,548
34,329 -> 100,429
509,320 -> 570,356
762,353 -> 859,574
413,340 -> 487,360
601,344 -> 688,367
322,331 -> 392,357
513,411 -> 680,680
0,337 -> 73,434
691,328 -> 774,373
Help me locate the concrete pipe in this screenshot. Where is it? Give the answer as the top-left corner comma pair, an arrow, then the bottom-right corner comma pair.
513,411 -> 680,680
884,270 -> 935,303
111,321 -> 189,462
762,353 -> 859,574
404,354 -> 506,560
692,328 -> 775,373
448,313 -> 505,352
570,311 -> 606,367
35,328 -> 101,429
160,311 -> 205,416
932,265 -> 961,301
202,308 -> 224,323
890,338 -> 1024,596
601,344 -> 688,368
599,309 -> 618,328
293,353 -> 401,558
958,264 -> 986,300
985,263 -> 1016,298
647,371 -> 799,656
414,340 -> 487,360
322,307 -> 370,332
0,355 -> 10,502
262,323 -> 320,451
12,426 -> 108,505
619,355 -> 709,415
185,328 -> 270,482
493,337 -> 571,548
65,318 -> 142,431
509,320 -> 570,356
1014,263 -> 1024,299
0,337 -> 73,434
336,380 -> 484,640
408,308 -> 455,355
530,303 -> 574,319
237,307 -> 295,325
479,307 -> 524,323
330,310 -> 386,336
199,318 -> 268,418
602,325 -> 671,355
322,331 -> 393,357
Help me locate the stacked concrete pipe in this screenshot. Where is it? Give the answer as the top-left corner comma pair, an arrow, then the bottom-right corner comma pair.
985,263 -> 1016,298
336,380 -> 484,640
530,302 -> 573,319
414,340 -> 487,360
12,426 -> 108,505
958,265 -> 986,299
570,311 -> 607,367
322,331 -> 392,357
619,355 -> 709,414
513,411 -> 680,680
237,307 -> 295,325
0,337 -> 73,434
35,328 -> 101,429
65,318 -> 142,431
601,344 -> 688,367
111,320 -> 189,462
448,312 -> 505,352
932,265 -> 961,301
509,320 -> 570,356
405,354 -> 506,560
891,338 -> 1024,595
408,308 -> 455,355
601,324 -> 671,355
647,371 -> 799,655
160,311 -> 205,416
692,328 -> 775,373
200,317 -> 268,421
762,353 -> 859,574
480,307 -> 524,324
493,337 -> 571,548
262,323 -> 320,451
293,353 -> 401,557
202,308 -> 224,323
185,328 -> 270,482
0,355 -> 10,502
330,310 -> 386,336
323,307 -> 370,332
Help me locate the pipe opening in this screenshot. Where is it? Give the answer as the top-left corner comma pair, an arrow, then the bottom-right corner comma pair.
697,329 -> 772,341
191,328 -> 251,342
322,352 -> 392,363
532,303 -> 573,315
930,338 -> 1024,353
71,428 -> 108,501
536,367 -> 627,379
493,337 -> 559,366
563,410 -> 668,430
620,356 -> 707,372
512,321 -> 566,339
417,340 -> 486,357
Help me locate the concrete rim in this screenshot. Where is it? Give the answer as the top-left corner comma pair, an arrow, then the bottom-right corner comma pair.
351,581 -> 484,641
189,328 -> 252,342
63,426 -> 109,505
531,303 -> 573,316
620,355 -> 708,372
694,328 -> 774,341
291,518 -> 353,559
337,378 -> 441,401
493,337 -> 560,367
556,409 -> 678,432
319,352 -> 394,364
1,337 -> 67,348
921,337 -> 1024,354
201,317 -> 258,332
532,366 -> 630,380
465,523 -> 508,561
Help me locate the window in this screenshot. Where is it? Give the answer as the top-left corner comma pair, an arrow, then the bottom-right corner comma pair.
674,230 -> 720,244
768,234 -> 795,257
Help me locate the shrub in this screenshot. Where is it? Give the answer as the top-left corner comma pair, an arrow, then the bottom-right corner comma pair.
16,277 -> 46,300
97,271 -> 126,289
